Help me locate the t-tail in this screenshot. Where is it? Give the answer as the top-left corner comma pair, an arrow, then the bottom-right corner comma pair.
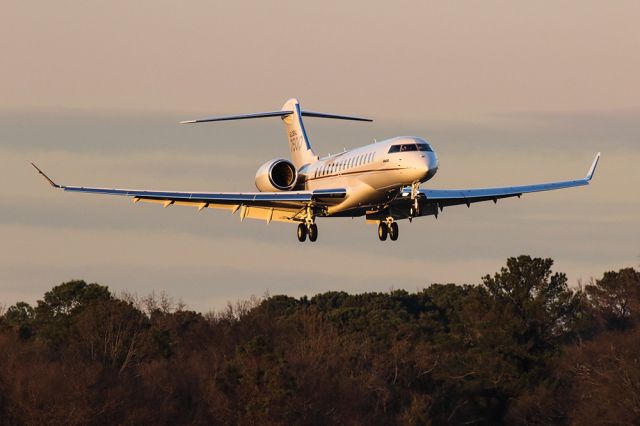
281,98 -> 316,168
180,98 -> 372,169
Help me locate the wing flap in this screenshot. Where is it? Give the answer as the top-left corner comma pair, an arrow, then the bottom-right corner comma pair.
61,185 -> 346,209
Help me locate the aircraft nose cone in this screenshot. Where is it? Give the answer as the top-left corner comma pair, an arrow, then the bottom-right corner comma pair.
423,153 -> 438,181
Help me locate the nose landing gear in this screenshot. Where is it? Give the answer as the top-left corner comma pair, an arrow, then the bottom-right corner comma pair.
378,218 -> 399,241
409,181 -> 422,219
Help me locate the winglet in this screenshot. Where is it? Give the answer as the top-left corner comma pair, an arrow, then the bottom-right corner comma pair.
30,162 -> 62,188
585,152 -> 600,182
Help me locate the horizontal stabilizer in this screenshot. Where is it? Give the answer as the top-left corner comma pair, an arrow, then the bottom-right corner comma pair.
180,111 -> 290,124
300,111 -> 372,122
181,109 -> 372,124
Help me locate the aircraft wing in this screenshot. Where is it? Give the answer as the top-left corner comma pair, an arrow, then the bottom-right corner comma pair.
30,163 -> 346,223
396,153 -> 600,217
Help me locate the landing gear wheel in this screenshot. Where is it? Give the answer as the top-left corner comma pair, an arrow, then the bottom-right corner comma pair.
308,224 -> 318,242
297,223 -> 307,242
378,223 -> 388,241
389,222 -> 399,241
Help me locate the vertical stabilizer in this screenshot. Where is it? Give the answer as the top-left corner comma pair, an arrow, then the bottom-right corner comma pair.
281,98 -> 317,168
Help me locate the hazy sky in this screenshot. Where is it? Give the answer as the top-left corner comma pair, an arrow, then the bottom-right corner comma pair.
1,1 -> 639,311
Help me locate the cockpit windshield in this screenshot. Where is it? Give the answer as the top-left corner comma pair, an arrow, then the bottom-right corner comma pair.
388,143 -> 433,153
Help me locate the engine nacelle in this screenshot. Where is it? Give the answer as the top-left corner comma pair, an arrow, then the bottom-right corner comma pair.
255,159 -> 298,191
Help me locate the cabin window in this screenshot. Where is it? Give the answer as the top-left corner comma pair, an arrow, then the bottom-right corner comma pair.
417,143 -> 433,152
388,145 -> 401,153
401,144 -> 417,152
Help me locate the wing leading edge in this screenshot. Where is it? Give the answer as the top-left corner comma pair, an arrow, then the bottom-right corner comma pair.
30,163 -> 346,223
401,152 -> 600,211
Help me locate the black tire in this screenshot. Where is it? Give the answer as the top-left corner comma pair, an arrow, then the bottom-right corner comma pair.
389,222 -> 399,241
297,223 -> 307,242
308,224 -> 318,242
378,223 -> 388,241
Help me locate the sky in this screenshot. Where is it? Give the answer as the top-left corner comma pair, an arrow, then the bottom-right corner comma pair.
1,1 -> 639,312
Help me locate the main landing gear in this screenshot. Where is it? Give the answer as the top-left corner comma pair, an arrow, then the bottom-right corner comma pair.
378,219 -> 399,241
297,223 -> 318,242
297,205 -> 318,242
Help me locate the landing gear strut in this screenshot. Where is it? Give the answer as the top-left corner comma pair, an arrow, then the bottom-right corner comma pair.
297,206 -> 318,242
409,181 -> 421,218
378,218 -> 399,241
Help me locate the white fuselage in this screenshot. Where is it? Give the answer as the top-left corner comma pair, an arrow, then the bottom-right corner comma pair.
299,136 -> 438,214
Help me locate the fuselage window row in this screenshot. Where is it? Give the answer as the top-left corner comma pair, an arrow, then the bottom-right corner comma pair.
313,151 -> 380,179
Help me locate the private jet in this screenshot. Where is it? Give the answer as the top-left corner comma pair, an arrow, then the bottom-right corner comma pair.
32,98 -> 600,242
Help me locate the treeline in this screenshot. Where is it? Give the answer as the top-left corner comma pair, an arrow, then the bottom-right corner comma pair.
1,256 -> 639,425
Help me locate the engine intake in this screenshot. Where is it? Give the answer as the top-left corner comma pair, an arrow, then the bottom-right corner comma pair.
255,159 -> 298,191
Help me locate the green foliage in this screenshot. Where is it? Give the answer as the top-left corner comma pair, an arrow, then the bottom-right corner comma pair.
33,280 -> 112,346
3,302 -> 36,339
37,279 -> 111,316
0,260 -> 638,424
585,267 -> 640,330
